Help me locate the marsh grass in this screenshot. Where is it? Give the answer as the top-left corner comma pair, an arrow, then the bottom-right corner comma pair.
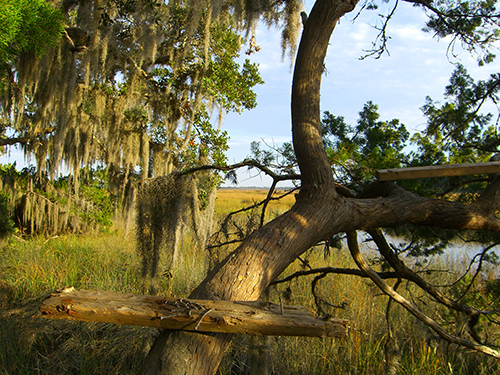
1,189 -> 499,374
215,188 -> 295,218
0,232 -> 155,375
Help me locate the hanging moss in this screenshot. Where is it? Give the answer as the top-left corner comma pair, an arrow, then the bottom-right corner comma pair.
136,173 -> 187,279
0,0 -> 300,249
0,164 -> 115,236
2,0 -> 299,183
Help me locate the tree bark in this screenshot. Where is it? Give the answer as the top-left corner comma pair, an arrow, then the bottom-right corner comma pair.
139,0 -> 500,373
139,1 -> 359,374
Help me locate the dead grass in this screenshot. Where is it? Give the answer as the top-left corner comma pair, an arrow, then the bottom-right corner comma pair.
1,189 -> 499,374
215,188 -> 295,217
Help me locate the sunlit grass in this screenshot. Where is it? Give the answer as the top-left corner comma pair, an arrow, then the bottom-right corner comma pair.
215,188 -> 295,217
1,188 -> 499,374
1,233 -> 143,301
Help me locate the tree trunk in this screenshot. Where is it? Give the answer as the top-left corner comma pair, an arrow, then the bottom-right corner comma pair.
139,1 -> 358,374
138,0 -> 500,373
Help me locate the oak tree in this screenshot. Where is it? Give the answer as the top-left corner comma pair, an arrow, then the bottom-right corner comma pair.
0,0 -> 263,238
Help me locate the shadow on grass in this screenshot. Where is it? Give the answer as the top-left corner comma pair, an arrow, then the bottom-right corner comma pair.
0,285 -> 157,375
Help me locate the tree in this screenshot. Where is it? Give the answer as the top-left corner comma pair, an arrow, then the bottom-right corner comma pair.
0,0 -> 64,74
0,0 -> 264,239
0,0 -> 264,183
0,0 -> 64,154
135,1 -> 500,374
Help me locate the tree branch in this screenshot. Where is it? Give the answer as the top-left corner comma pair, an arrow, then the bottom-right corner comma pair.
369,228 -> 481,316
352,181 -> 500,232
368,228 -> 500,345
178,159 -> 301,182
347,230 -> 500,359
270,266 -> 399,285
0,128 -> 55,147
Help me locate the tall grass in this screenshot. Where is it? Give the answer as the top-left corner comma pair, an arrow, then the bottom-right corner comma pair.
1,189 -> 499,374
0,232 -> 154,375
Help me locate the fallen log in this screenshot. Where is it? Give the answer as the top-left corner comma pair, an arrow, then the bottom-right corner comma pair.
40,287 -> 348,338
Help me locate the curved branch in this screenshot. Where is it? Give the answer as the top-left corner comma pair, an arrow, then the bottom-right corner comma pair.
456,242 -> 500,303
368,228 -> 500,345
292,0 -> 357,194
179,159 -> 301,182
347,231 -> 500,359
369,228 -> 480,316
271,266 -> 398,285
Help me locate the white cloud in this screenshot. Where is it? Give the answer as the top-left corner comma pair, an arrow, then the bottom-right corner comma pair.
347,22 -> 372,42
392,26 -> 430,42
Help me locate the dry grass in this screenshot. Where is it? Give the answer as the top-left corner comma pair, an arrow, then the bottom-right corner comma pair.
215,188 -> 295,216
1,188 -> 499,374
0,232 -> 155,375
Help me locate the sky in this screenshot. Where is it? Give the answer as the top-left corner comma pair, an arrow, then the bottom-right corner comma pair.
1,1 -> 497,188
221,0 -> 498,187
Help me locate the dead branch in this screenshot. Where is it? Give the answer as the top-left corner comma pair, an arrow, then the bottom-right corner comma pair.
368,229 -> 500,321
40,288 -> 348,338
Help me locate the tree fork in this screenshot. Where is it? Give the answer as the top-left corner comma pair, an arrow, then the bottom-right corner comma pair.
139,1 -> 359,374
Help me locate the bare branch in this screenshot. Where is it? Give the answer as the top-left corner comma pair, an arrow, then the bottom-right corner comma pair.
369,228 -> 500,344
360,0 -> 399,59
178,159 -> 301,182
271,266 -> 399,285
456,242 -> 500,303
347,230 -> 500,359
207,186 -> 300,251
369,228 -> 479,315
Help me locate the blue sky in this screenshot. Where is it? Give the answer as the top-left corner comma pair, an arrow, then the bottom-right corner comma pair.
222,0 -> 497,186
1,1 -> 497,187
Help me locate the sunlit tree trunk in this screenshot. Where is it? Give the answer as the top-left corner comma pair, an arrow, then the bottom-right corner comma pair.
138,1 -> 359,374
138,0 -> 500,373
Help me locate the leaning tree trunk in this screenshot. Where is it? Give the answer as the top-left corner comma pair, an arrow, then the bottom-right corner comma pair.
138,1 -> 359,374
138,0 -> 500,373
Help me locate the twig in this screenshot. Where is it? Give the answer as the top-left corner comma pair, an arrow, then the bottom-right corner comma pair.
457,243 -> 499,302
194,309 -> 214,331
270,266 -> 399,286
44,235 -> 60,245
368,229 -> 499,319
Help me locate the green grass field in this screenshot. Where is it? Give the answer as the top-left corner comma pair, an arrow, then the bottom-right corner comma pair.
1,188 -> 499,374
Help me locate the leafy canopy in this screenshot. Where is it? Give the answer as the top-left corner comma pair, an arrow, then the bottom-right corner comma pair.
0,0 -> 64,62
